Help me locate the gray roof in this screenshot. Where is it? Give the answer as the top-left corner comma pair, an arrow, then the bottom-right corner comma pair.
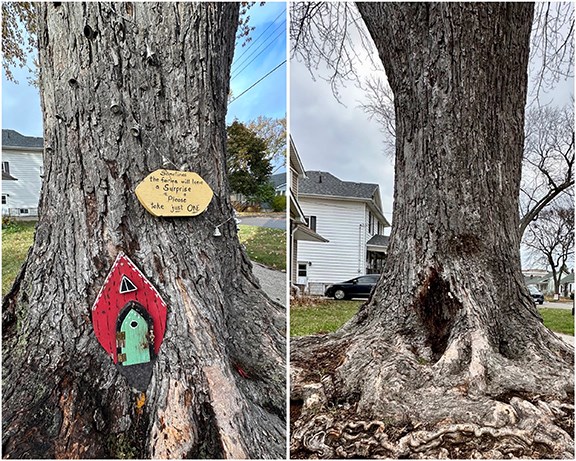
561,273 -> 574,284
299,171 -> 378,199
269,172 -> 286,188
367,235 -> 389,247
524,274 -> 549,286
2,129 -> 43,149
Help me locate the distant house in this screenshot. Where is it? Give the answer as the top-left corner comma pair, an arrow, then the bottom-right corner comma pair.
289,138 -> 328,290
524,271 -> 557,294
230,172 -> 286,210
297,169 -> 390,295
269,172 -> 286,196
2,129 -> 44,218
560,272 -> 574,298
524,269 -> 571,296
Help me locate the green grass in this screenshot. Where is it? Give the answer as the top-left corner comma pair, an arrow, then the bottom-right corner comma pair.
238,224 -> 286,271
538,308 -> 574,336
291,300 -> 575,338
1,222 -> 286,297
290,299 -> 361,336
2,221 -> 36,296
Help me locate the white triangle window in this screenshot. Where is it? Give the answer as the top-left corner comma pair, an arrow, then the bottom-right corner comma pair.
119,275 -> 137,294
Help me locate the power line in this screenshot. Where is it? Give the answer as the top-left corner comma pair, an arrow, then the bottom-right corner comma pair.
229,60 -> 287,105
232,8 -> 286,65
232,20 -> 286,79
231,26 -> 286,81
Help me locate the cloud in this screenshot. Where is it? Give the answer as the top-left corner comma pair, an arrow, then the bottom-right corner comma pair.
290,59 -> 395,226
2,66 -> 42,137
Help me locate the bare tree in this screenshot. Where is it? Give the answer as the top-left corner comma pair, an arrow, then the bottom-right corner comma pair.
524,198 -> 575,296
353,3 -> 575,235
291,3 -> 574,458
291,2 -> 375,98
529,2 -> 575,102
358,74 -> 395,155
520,102 -> 575,236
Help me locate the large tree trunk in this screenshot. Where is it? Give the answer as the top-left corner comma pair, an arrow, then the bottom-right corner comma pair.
2,3 -> 285,458
291,3 -> 574,458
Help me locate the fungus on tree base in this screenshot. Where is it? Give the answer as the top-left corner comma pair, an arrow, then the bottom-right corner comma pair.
91,252 -> 168,390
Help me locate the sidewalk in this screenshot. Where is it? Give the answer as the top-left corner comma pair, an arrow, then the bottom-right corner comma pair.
251,262 -> 287,307
556,333 -> 574,346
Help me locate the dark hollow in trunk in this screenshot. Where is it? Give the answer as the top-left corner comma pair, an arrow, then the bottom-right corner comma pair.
2,3 -> 285,458
291,3 -> 574,458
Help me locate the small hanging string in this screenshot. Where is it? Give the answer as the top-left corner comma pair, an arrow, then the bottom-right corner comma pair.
210,215 -> 238,237
161,155 -> 180,170
141,133 -> 183,171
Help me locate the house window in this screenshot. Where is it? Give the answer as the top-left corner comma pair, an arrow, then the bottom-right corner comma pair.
298,263 -> 308,278
19,209 -> 29,214
368,212 -> 374,234
2,161 -> 10,174
306,215 -> 317,232
1,195 -> 6,205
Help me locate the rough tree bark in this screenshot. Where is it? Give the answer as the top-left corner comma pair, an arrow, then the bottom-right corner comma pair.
2,3 -> 285,458
291,3 -> 574,458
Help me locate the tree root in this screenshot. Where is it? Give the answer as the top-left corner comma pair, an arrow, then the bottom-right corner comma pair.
293,412 -> 574,458
291,327 -> 575,458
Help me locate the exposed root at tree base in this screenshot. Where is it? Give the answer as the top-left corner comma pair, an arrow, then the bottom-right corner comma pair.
291,331 -> 574,459
292,413 -> 574,459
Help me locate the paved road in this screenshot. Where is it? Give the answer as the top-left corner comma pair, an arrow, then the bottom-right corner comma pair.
240,217 -> 286,230
540,301 -> 574,311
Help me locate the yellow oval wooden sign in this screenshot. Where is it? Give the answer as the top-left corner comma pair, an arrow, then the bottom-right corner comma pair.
135,169 -> 213,217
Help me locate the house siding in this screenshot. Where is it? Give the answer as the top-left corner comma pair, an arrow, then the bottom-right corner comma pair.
298,197 -> 367,289
290,169 -> 298,193
290,165 -> 299,285
2,149 -> 44,216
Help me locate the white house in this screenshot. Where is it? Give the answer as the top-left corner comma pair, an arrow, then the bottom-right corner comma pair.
2,130 -> 44,218
297,170 -> 390,295
289,138 -> 328,290
269,172 -> 286,196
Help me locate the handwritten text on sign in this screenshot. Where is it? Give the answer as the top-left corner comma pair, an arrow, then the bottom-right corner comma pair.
135,169 -> 213,217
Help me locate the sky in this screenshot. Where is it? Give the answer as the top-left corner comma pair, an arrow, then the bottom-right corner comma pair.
1,3 -> 287,149
227,2 -> 287,124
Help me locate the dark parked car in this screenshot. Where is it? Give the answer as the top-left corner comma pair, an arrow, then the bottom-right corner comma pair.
325,274 -> 380,300
528,285 -> 544,305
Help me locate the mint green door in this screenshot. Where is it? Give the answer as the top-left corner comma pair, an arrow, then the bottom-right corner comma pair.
120,309 -> 151,366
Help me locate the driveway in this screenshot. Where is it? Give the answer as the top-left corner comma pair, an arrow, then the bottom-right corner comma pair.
251,262 -> 286,306
240,216 -> 286,230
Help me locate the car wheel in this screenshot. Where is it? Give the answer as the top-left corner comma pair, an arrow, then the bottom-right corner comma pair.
334,289 -> 346,300
539,299 -> 544,305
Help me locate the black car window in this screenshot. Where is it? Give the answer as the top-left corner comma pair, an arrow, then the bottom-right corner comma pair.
357,276 -> 377,284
